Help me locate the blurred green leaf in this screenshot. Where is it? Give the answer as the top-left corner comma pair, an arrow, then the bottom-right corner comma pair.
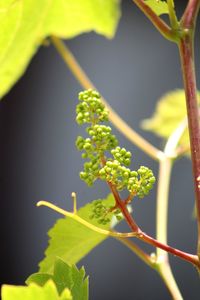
0,0 -> 121,99
141,90 -> 200,154
1,280 -> 72,300
145,0 -> 169,16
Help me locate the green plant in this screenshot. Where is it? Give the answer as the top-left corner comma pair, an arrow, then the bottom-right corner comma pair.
1,1 -> 200,299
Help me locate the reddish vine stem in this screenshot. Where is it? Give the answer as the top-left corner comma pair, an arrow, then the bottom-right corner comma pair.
181,0 -> 200,28
100,150 -> 200,267
100,156 -> 140,233
178,2 -> 200,256
101,147 -> 200,268
140,232 -> 200,268
106,178 -> 200,268
107,181 -> 140,233
132,0 -> 177,41
116,237 -> 153,268
179,36 -> 200,254
120,201 -> 200,268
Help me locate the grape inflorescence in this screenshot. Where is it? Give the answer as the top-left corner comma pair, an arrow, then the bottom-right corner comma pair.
76,89 -> 156,201
89,200 -> 123,225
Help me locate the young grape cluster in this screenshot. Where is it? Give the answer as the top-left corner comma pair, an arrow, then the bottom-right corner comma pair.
89,200 -> 123,225
89,200 -> 111,225
75,89 -> 156,199
76,89 -> 109,124
111,146 -> 132,166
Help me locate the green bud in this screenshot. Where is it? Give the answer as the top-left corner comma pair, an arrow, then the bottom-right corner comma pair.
84,143 -> 91,150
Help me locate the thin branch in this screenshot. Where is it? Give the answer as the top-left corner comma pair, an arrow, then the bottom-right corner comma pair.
115,193 -> 200,268
115,237 -> 153,268
140,232 -> 200,268
37,200 -> 137,238
117,237 -> 183,300
104,168 -> 200,268
51,36 -> 164,161
156,118 -> 188,257
154,119 -> 189,300
105,160 -> 200,268
106,180 -> 140,233
131,0 -> 177,42
156,157 -> 172,258
157,263 -> 183,300
37,199 -> 200,268
181,0 -> 200,29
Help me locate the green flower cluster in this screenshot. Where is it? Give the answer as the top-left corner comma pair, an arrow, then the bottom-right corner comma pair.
99,158 -> 155,198
76,136 -> 94,153
111,146 -> 131,166
113,208 -> 123,221
89,200 -> 111,225
99,159 -> 135,190
76,89 -> 109,124
76,90 -> 118,186
79,155 -> 100,186
75,89 -> 156,199
89,200 -> 123,224
127,166 -> 156,198
87,124 -> 118,151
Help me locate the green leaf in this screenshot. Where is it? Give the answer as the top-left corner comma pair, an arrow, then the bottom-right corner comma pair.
26,274 -> 52,287
39,194 -> 116,273
141,89 -> 200,154
1,280 -> 72,300
27,258 -> 88,300
145,0 -> 169,16
0,0 -> 121,99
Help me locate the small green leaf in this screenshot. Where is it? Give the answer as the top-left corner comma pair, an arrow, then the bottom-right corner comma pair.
27,258 -> 88,300
0,0 -> 121,99
1,280 -> 72,300
145,0 -> 169,16
141,89 -> 200,154
39,194 -> 116,273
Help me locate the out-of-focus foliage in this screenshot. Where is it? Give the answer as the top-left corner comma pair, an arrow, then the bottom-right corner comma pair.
141,90 -> 200,155
145,0 -> 169,16
0,0 -> 121,99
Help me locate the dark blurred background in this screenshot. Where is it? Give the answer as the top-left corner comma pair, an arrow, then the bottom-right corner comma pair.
1,1 -> 200,299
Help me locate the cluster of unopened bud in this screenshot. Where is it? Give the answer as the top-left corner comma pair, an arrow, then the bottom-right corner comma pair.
79,155 -> 100,186
127,166 -> 155,198
89,200 -> 111,225
87,124 -> 118,151
76,89 -> 109,124
134,166 -> 156,198
113,208 -> 123,221
89,200 -> 123,224
99,159 -> 134,191
111,146 -> 131,166
99,154 -> 155,198
76,90 -> 118,186
75,89 -> 156,198
76,136 -> 94,153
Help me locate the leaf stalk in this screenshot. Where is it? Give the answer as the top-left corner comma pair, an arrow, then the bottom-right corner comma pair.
37,200 -> 200,269
167,0 -> 179,30
37,200 -> 137,238
131,0 -> 178,42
